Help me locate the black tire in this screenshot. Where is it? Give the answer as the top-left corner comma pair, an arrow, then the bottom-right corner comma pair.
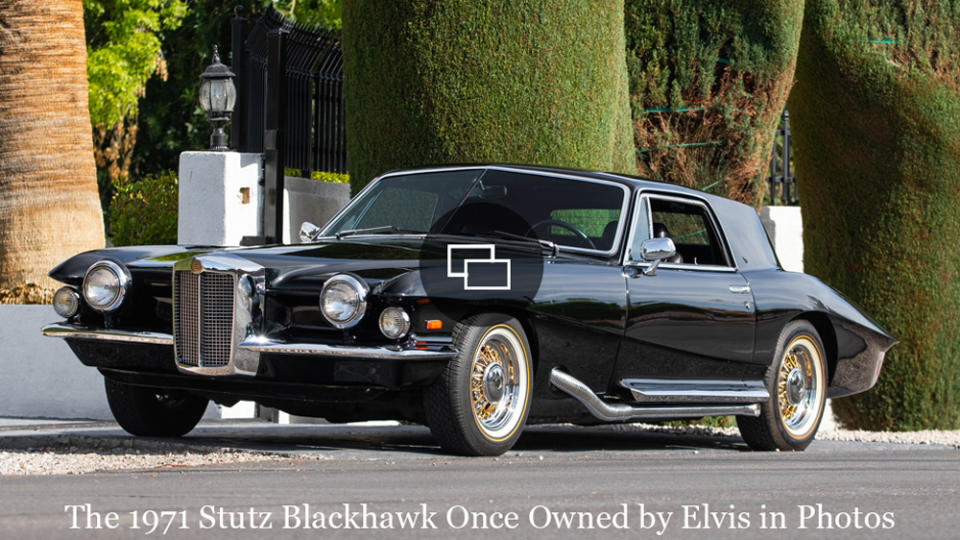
424,314 -> 533,456
738,320 -> 828,451
105,378 -> 208,437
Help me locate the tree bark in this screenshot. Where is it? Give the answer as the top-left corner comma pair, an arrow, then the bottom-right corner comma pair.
0,0 -> 104,300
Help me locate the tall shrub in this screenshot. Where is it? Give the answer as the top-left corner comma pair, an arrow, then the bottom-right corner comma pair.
109,172 -> 179,246
790,0 -> 960,429
625,0 -> 804,205
341,0 -> 635,191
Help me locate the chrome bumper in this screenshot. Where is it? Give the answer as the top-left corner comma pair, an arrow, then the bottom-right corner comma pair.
42,323 -> 174,346
237,336 -> 455,360
42,323 -> 456,365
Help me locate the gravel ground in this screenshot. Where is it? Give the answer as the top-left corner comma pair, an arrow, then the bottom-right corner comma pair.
625,423 -> 960,449
0,423 -> 957,476
0,435 -> 328,476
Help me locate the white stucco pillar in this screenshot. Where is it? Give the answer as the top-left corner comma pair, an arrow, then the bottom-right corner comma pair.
759,206 -> 803,272
177,151 -> 262,246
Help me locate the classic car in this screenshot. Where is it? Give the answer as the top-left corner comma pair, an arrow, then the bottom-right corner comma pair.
43,165 -> 896,455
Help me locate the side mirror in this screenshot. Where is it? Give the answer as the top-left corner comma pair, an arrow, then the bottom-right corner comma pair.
640,237 -> 676,276
299,221 -> 322,243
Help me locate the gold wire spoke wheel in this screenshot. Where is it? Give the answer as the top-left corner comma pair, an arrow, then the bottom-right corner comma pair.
775,336 -> 824,438
424,315 -> 532,455
469,327 -> 524,439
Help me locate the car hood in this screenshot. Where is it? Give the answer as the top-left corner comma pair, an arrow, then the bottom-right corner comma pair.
49,236 -> 550,291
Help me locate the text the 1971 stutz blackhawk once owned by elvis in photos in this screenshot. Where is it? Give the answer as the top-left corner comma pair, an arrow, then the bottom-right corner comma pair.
43,165 -> 896,455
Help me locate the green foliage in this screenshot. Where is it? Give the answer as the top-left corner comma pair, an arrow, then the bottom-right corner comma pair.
789,0 -> 960,429
275,0 -> 341,29
342,0 -> 636,192
284,169 -> 350,183
310,171 -> 349,183
84,0 -> 188,127
624,0 -> 803,205
131,1 -> 340,178
131,0 -> 267,177
109,171 -> 179,246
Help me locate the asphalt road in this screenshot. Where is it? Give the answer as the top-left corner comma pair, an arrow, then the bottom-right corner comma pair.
0,422 -> 957,539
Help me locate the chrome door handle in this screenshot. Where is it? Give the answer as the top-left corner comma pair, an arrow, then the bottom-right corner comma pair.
729,285 -> 751,294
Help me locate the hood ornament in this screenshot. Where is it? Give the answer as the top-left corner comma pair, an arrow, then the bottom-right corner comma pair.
190,258 -> 204,274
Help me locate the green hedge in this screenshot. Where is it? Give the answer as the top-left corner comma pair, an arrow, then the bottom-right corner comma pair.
624,0 -> 803,205
284,169 -> 350,184
109,171 -> 179,246
789,1 -> 960,429
342,0 -> 635,191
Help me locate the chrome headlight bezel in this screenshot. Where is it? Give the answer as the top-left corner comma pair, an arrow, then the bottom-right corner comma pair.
82,260 -> 131,313
52,286 -> 81,318
378,306 -> 411,340
319,273 -> 368,328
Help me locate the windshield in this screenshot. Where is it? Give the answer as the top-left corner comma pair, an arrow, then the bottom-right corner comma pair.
322,168 -> 627,252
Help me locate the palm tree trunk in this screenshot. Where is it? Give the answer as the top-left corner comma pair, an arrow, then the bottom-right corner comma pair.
0,0 -> 104,301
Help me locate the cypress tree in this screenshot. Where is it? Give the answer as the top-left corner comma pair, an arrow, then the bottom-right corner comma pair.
341,1 -> 635,191
624,0 -> 804,205
790,0 -> 960,429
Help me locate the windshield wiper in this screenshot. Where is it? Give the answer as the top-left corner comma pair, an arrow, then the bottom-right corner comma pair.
335,225 -> 397,239
487,230 -> 559,257
335,225 -> 426,239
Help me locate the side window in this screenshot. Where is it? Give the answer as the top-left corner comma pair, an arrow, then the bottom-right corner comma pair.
550,208 -> 622,250
641,196 -> 730,267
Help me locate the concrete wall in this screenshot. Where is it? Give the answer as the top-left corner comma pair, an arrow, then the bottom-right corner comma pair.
0,305 -> 218,421
282,176 -> 351,243
0,305 -> 113,420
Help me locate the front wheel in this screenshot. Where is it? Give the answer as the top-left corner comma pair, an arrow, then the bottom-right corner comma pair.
105,378 -> 208,437
738,320 -> 827,451
424,314 -> 533,456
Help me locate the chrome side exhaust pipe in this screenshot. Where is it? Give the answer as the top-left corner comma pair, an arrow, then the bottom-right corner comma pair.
549,368 -> 761,422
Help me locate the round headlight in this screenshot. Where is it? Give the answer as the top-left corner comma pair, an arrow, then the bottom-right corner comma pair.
378,307 -> 410,340
53,286 -> 80,318
320,274 -> 368,328
82,260 -> 130,312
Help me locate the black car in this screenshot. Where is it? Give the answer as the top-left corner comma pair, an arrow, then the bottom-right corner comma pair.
43,165 -> 896,455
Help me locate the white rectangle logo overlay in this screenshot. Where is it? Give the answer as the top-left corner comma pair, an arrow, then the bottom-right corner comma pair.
446,244 -> 512,291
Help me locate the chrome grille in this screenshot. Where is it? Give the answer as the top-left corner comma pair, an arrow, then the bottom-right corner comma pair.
174,271 -> 236,368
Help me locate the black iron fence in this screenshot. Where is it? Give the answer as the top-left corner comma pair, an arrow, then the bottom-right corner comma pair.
766,109 -> 798,205
230,6 -> 346,242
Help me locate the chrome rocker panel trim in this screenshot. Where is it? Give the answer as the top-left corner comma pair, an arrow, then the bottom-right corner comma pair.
550,368 -> 761,422
42,323 -> 174,346
619,378 -> 769,403
43,323 -> 454,362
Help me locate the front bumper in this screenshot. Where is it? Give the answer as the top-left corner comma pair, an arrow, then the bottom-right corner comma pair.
44,323 -> 455,402
42,323 -> 457,365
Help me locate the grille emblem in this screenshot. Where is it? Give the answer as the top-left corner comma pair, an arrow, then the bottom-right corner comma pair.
191,258 -> 203,274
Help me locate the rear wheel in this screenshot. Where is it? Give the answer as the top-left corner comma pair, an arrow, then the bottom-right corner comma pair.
738,320 -> 827,451
425,314 -> 532,456
105,378 -> 208,437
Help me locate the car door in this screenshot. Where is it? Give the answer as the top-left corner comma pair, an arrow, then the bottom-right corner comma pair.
613,192 -> 756,388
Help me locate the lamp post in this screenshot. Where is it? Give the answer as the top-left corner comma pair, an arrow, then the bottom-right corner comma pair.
199,45 -> 237,151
